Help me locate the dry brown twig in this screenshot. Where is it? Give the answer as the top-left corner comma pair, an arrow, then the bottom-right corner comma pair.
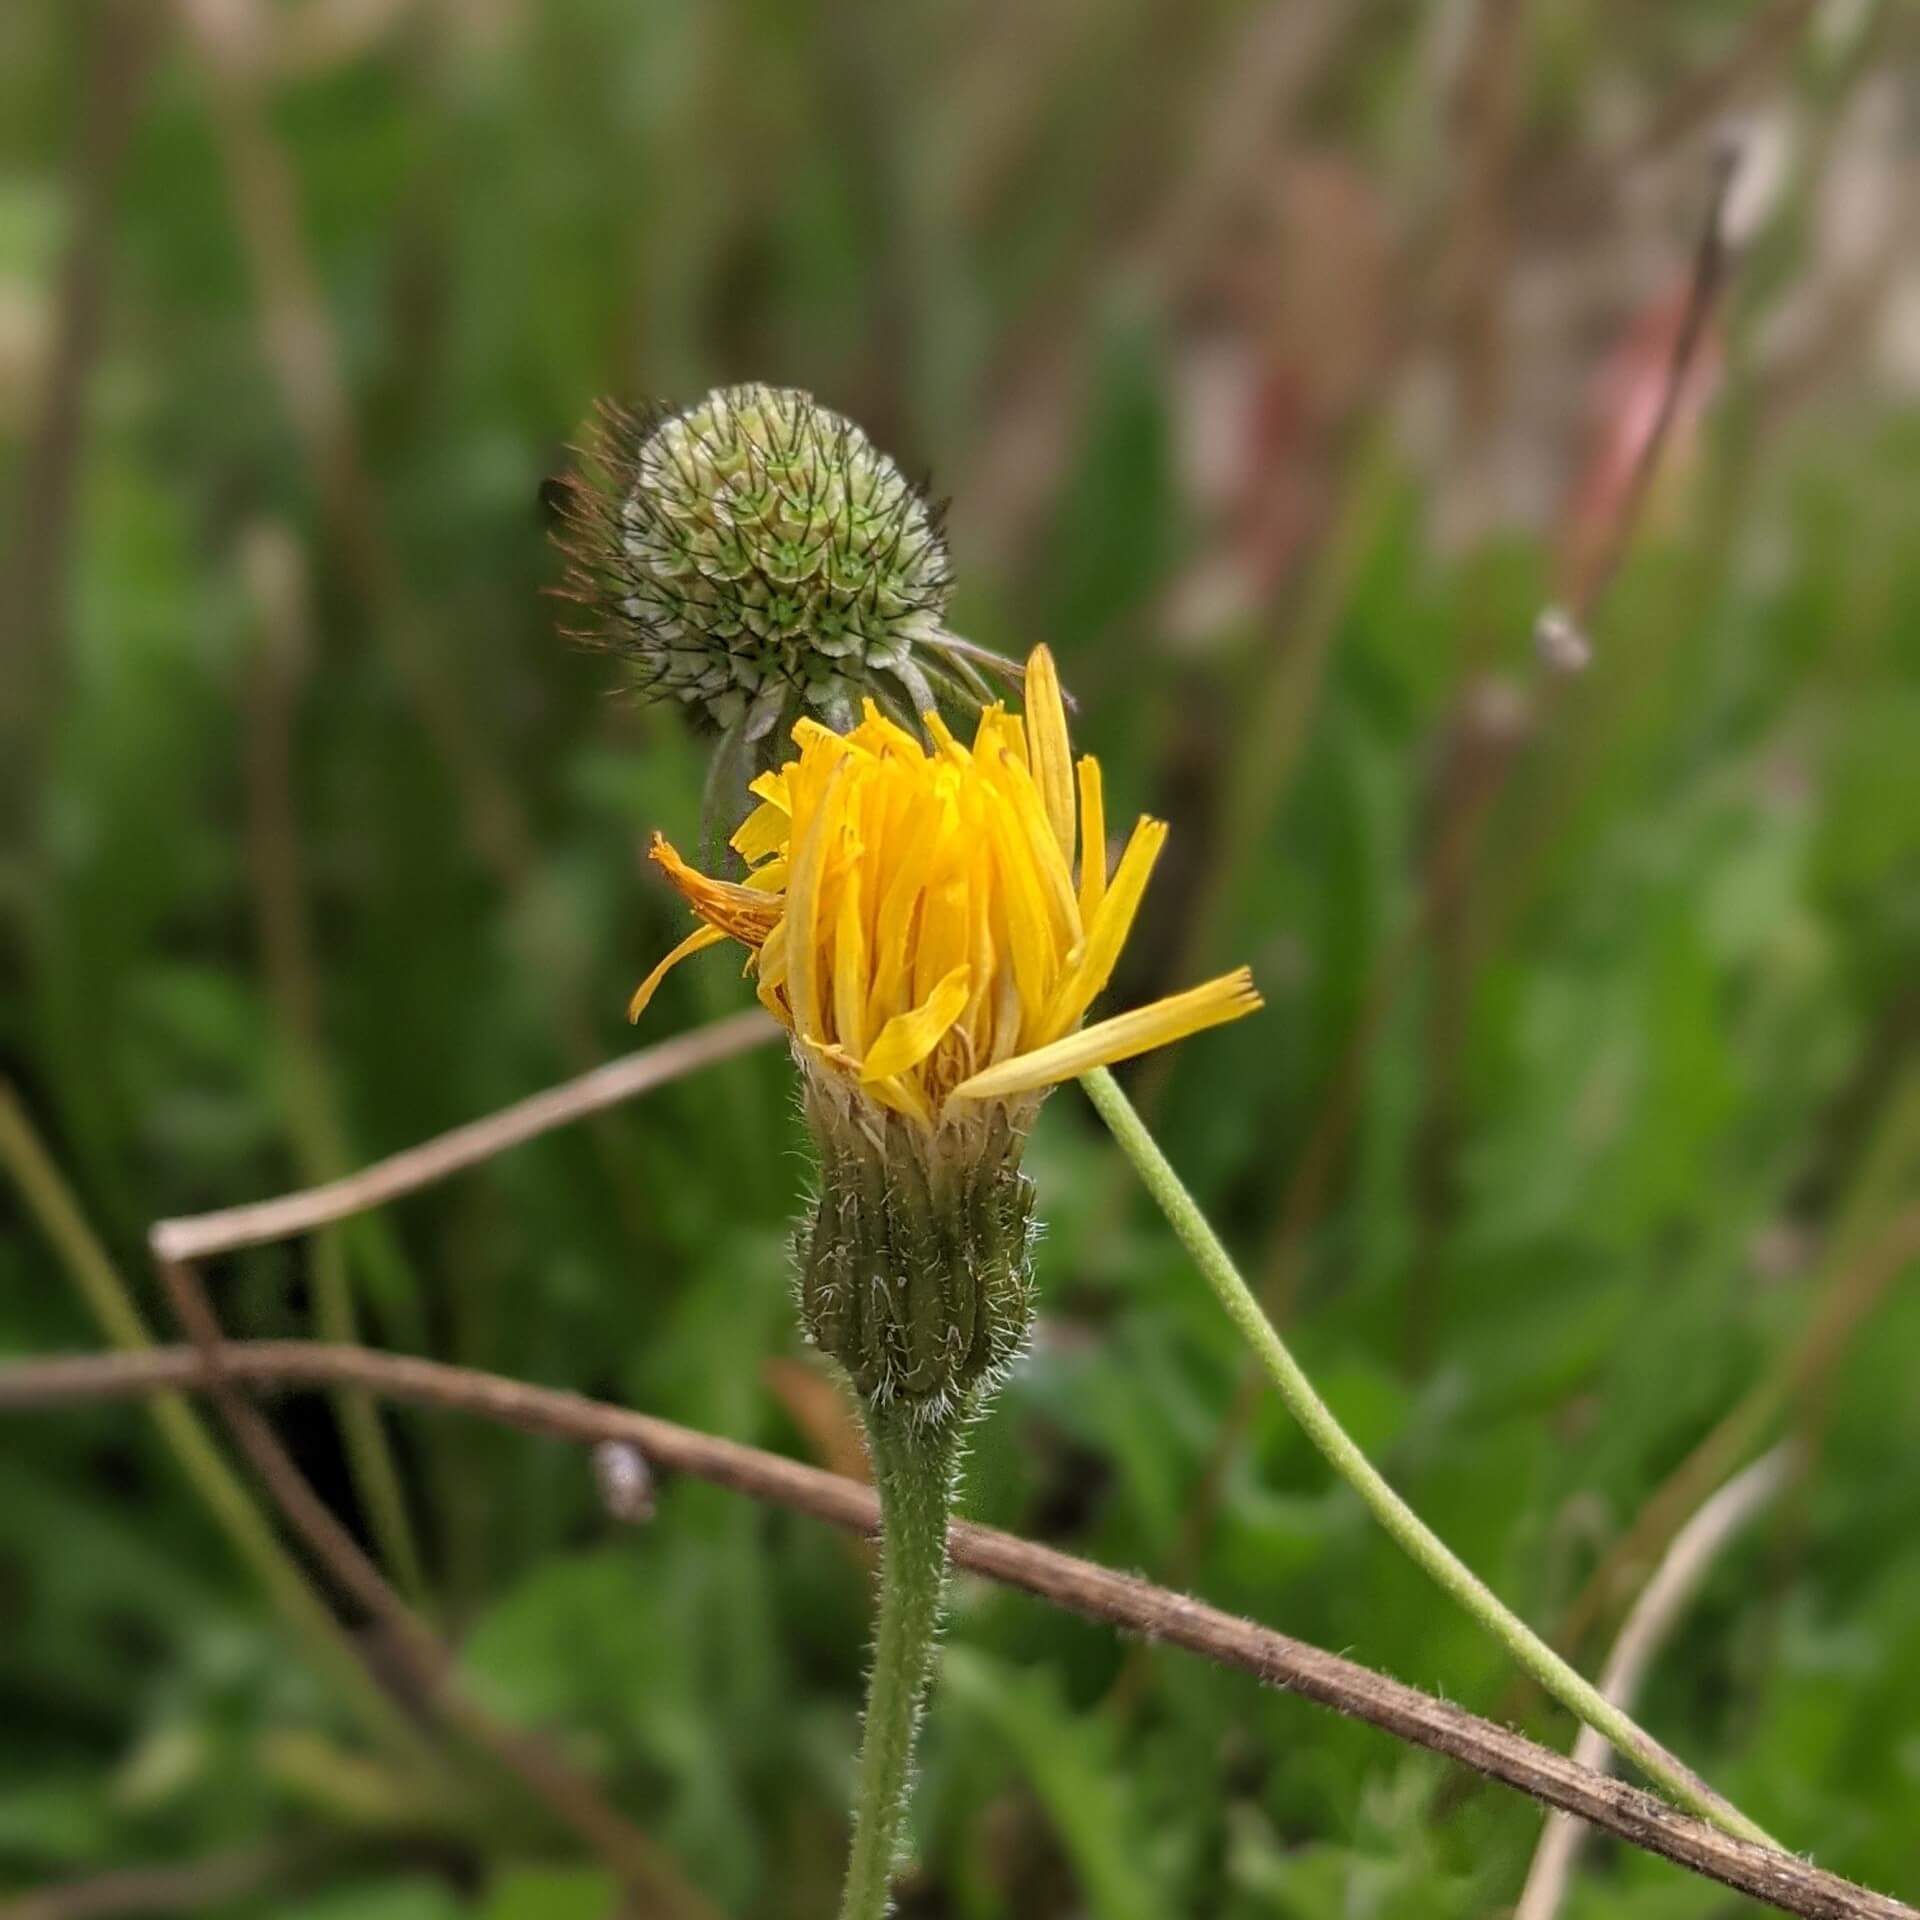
16,977 -> 1911,1916
2,1341 -> 1912,1920
150,1009 -> 777,1262
0,1845 -> 291,1920
1554,137 -> 1741,623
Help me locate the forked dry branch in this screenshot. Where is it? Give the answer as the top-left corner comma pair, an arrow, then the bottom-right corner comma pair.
101,1005 -> 1915,1919
7,1001 -> 1904,1917
1,1341 -> 1912,1920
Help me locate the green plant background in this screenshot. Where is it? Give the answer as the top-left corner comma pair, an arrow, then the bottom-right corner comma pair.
4,2 -> 1918,1916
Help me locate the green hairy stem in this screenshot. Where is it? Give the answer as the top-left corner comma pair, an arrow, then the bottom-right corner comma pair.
839,1407 -> 966,1920
1080,1065 -> 1777,1851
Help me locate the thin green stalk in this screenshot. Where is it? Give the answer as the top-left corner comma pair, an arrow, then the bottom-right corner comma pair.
839,1407 -> 964,1920
1079,1065 -> 1778,1850
0,1083 -> 441,1778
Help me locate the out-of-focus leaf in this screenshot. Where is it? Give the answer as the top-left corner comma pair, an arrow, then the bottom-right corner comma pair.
480,1865 -> 619,1920
941,1651 -> 1175,1920
278,1881 -> 464,1920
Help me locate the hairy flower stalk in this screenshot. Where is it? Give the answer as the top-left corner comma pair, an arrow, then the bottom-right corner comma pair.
632,645 -> 1262,1915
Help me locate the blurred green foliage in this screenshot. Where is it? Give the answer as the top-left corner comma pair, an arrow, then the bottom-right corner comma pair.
3,1 -> 1918,1915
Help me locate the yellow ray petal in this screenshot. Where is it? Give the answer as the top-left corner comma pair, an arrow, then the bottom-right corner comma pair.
1021,644 -> 1076,866
864,1071 -> 934,1125
833,861 -> 869,1056
730,799 -> 791,864
789,717 -> 848,757
988,956 -> 1024,1066
864,780 -> 944,1013
802,1040 -> 930,1124
756,915 -> 788,991
951,968 -> 1262,1101
985,744 -> 1079,946
973,705 -> 1027,769
628,922 -> 729,1023
783,761 -> 848,1044
754,917 -> 793,1028
860,963 -> 971,1083
855,701 -> 929,761
1076,755 -> 1106,926
912,875 -> 972,1006
983,789 -> 1058,1027
650,833 -> 784,944
923,708 -> 969,764
1040,814 -> 1167,1040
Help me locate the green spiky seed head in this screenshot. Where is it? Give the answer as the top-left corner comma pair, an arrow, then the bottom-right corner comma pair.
558,384 -> 1005,743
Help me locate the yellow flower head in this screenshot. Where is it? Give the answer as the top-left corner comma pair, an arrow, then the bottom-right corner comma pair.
631,644 -> 1261,1130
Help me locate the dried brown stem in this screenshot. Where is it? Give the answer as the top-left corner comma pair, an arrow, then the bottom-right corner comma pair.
3,1341 -> 1913,1920
150,1009 -> 777,1263
1558,143 -> 1739,624
0,1845 -> 291,1920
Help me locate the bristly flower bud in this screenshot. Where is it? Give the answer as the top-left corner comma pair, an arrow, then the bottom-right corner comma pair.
556,383 -> 1013,747
795,1071 -> 1038,1429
